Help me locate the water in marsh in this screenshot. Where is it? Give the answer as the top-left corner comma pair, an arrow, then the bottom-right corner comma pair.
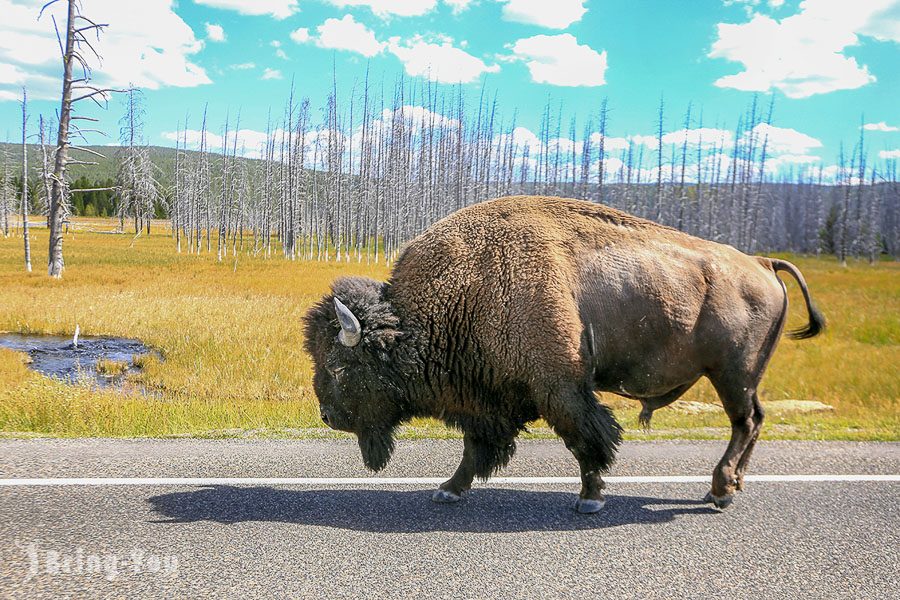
0,333 -> 156,393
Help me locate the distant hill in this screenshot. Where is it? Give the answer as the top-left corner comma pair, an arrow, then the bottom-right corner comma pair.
0,143 -> 264,189
0,143 -> 263,218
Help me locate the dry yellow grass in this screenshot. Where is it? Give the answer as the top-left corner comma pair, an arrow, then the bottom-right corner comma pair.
0,218 -> 897,440
95,357 -> 129,377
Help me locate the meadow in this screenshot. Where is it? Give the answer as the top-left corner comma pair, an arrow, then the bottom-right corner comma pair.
0,218 -> 897,440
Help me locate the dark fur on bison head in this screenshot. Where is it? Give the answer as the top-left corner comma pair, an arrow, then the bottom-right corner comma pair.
303,276 -> 419,471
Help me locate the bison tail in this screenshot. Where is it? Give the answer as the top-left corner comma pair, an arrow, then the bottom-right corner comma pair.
770,259 -> 826,340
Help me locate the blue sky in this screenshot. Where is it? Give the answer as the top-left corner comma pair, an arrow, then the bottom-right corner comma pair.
1,0 -> 899,175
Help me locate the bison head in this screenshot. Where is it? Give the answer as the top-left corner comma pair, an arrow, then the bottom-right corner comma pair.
303,276 -> 410,471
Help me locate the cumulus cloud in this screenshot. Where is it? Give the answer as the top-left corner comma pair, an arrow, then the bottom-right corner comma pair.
726,0 -> 787,13
444,0 -> 474,14
327,0 -> 438,18
662,127 -> 735,147
161,128 -> 274,157
507,34 -> 607,87
380,105 -> 459,128
863,121 -> 899,132
0,0 -> 210,102
261,67 -> 283,80
388,35 -> 499,83
314,15 -> 386,57
880,149 -> 900,159
766,153 -> 822,174
709,0 -> 899,98
290,27 -> 311,44
501,0 -> 587,29
743,123 -> 823,154
627,134 -> 660,149
589,134 -> 631,152
205,23 -> 226,42
193,0 -> 299,19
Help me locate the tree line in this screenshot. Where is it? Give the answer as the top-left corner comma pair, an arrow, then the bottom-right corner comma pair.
165,80 -> 898,264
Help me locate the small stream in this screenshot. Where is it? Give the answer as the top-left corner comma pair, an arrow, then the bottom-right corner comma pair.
0,333 -> 157,392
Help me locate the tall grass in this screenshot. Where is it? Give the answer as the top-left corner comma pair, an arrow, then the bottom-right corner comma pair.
0,219 -> 897,439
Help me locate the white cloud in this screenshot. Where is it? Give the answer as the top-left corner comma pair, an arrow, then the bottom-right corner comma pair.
819,164 -> 863,184
709,0 -> 899,98
766,153 -> 822,173
726,0 -> 787,11
744,123 -> 823,154
230,62 -> 256,70
161,128 -> 274,156
0,0 -> 210,102
501,0 -> 587,29
275,48 -> 289,59
444,0 -> 473,14
388,35 -> 499,83
494,126 -> 542,154
599,156 -> 625,174
327,0 -> 438,18
315,15 -> 386,57
380,105 -> 459,128
628,134 -> 660,150
863,121 -> 899,132
261,68 -> 283,80
193,0 -> 299,19
205,23 -> 226,42
880,149 -> 900,159
507,34 -> 607,87
290,27 -> 311,44
662,127 -> 735,147
589,134 -> 631,152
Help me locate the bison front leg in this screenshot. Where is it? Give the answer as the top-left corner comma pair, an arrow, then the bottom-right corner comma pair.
545,385 -> 623,513
432,434 -> 477,503
432,432 -> 517,503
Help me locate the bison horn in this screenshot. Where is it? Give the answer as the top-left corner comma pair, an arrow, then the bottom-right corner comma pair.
333,297 -> 362,347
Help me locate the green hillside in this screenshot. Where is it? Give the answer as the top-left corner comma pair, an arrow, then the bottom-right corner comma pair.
0,143 -> 189,188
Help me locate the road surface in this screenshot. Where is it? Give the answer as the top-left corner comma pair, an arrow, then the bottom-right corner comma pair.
1,438 -> 898,598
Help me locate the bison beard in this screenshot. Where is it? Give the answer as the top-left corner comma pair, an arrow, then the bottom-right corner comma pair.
303,196 -> 825,513
357,426 -> 396,472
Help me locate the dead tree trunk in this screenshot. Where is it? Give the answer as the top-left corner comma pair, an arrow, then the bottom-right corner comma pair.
43,0 -> 114,277
21,88 -> 32,273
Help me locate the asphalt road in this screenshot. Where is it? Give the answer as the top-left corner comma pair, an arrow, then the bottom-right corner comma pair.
1,438 -> 898,599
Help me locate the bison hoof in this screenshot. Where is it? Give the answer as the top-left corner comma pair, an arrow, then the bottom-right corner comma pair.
432,489 -> 463,503
703,491 -> 734,510
574,497 -> 606,514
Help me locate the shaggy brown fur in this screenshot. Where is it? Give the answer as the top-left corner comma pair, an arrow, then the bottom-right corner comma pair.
303,195 -> 824,511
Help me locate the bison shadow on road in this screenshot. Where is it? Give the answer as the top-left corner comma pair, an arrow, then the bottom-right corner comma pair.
146,487 -> 718,532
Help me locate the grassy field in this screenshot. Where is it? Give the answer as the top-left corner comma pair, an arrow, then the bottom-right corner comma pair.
0,218 -> 897,441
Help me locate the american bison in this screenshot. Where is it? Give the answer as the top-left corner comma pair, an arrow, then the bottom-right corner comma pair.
303,196 -> 824,512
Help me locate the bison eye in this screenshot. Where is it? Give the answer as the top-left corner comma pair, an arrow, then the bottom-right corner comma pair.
329,366 -> 346,379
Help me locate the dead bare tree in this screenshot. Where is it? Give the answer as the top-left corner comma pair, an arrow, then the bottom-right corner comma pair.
41,0 -> 118,277
0,139 -> 12,237
21,88 -> 32,272
116,86 -> 158,234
